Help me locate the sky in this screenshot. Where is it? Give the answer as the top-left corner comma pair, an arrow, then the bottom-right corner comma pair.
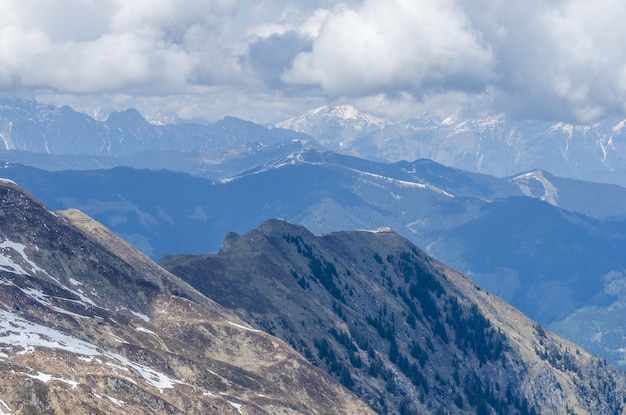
1,0 -> 625,124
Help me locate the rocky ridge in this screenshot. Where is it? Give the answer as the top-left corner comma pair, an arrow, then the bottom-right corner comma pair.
161,219 -> 626,415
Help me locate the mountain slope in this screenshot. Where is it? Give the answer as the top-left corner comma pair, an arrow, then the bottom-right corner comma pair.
161,219 -> 626,415
0,180 -> 374,414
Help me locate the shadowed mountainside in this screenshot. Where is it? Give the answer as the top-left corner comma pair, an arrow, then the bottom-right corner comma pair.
161,219 -> 626,415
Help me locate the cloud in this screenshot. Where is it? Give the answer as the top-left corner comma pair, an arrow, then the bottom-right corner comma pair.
0,0 -> 241,94
282,0 -> 495,97
463,0 -> 626,121
1,0 -> 626,123
281,0 -> 626,122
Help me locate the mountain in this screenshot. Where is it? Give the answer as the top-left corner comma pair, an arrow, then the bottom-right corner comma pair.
278,107 -> 626,187
276,105 -> 386,150
6,98 -> 626,187
4,150 -> 626,370
0,97 -> 312,156
0,139 -> 320,180
160,219 -> 626,415
0,179 -> 374,414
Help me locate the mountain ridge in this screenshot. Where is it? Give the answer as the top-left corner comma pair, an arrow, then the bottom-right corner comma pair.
161,218 -> 626,415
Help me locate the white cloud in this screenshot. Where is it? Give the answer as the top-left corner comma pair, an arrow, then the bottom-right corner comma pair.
282,0 -> 495,96
1,0 -> 626,123
0,0 -> 241,95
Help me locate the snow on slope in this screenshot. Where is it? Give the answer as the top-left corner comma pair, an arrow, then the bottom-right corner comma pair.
0,308 -> 183,392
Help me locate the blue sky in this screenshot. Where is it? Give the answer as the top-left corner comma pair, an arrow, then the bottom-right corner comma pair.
1,0 -> 625,124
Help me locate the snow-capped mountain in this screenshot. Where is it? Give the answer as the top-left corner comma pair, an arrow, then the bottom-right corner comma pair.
276,105 -> 386,149
277,107 -> 626,187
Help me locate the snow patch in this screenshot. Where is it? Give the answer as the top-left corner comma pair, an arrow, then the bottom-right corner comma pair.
106,396 -> 125,407
354,169 -> 454,197
0,239 -> 47,276
0,399 -> 11,415
613,120 -> 626,133
135,327 -> 156,335
27,371 -> 79,388
229,401 -> 243,414
129,310 -> 150,322
0,310 -> 182,392
227,321 -> 260,333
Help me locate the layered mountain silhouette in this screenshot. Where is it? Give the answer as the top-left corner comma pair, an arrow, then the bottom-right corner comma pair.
0,180 -> 373,414
3,149 -> 626,371
4,99 -> 626,186
1,178 -> 625,414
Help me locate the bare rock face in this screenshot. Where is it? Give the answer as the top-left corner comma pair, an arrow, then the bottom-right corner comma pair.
161,219 -> 626,415
0,180 -> 374,415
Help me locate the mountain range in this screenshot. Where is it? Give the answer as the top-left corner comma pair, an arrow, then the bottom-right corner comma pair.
4,98 -> 626,187
3,98 -> 626,412
2,179 -> 625,414
162,218 -> 626,414
0,97 -> 309,157
3,149 -> 626,372
278,105 -> 626,187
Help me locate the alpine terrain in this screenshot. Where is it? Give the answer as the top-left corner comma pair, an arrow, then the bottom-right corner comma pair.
4,149 -> 626,371
161,219 -> 626,415
278,105 -> 626,187
0,179 -> 374,414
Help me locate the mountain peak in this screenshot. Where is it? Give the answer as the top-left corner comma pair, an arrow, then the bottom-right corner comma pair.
276,105 -> 386,147
299,104 -> 386,125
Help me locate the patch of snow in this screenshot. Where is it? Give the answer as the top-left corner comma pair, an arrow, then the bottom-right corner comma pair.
227,321 -> 260,333
110,333 -> 128,344
0,240 -> 49,277
0,309 -> 182,392
358,227 -> 393,234
0,241 -> 97,311
129,310 -> 150,322
27,372 -> 79,388
135,327 -> 156,335
353,169 -> 454,197
613,120 -> 626,133
69,278 -> 82,286
0,399 -> 11,415
19,287 -> 92,319
0,178 -> 16,186
442,115 -> 457,126
229,401 -> 243,414
550,122 -> 574,138
106,396 -> 125,407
